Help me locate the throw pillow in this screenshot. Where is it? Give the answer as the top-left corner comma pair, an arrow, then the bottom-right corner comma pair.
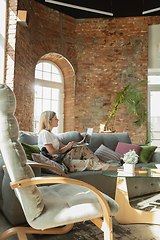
138,146 -> 157,163
94,144 -> 122,166
21,143 -> 40,160
115,142 -> 142,156
31,153 -> 65,175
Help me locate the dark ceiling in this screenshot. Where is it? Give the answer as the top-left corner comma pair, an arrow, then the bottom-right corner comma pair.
35,0 -> 160,19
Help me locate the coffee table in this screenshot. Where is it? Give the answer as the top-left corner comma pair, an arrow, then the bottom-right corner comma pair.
102,169 -> 160,225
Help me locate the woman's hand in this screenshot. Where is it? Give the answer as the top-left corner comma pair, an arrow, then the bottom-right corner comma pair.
66,141 -> 76,149
45,141 -> 75,155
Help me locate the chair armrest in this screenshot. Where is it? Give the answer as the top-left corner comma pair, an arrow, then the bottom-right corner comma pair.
2,165 -> 6,170
3,162 -> 68,178
10,176 -> 113,232
27,162 -> 68,178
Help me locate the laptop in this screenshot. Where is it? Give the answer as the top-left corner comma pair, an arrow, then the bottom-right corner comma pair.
72,128 -> 93,148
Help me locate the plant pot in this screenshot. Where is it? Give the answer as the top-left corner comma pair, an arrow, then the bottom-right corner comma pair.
99,130 -> 116,133
123,163 -> 135,174
99,124 -> 116,133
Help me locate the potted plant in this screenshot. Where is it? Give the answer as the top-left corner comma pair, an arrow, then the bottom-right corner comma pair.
121,149 -> 139,173
103,80 -> 148,132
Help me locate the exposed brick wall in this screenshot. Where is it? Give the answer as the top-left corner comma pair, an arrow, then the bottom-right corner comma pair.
5,0 -> 18,90
74,17 -> 160,144
5,0 -> 160,143
12,0 -> 77,131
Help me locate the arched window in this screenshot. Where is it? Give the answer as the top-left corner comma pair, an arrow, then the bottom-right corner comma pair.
34,61 -> 64,134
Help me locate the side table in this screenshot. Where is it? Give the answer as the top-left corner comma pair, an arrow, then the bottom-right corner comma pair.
102,169 -> 160,225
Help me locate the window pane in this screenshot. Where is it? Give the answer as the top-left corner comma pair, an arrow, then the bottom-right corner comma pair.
34,98 -> 42,120
34,122 -> 40,134
151,140 -> 160,152
52,73 -> 61,83
152,131 -> 160,139
43,71 -> 51,81
43,62 -> 51,72
52,65 -> 59,74
43,87 -> 51,99
148,76 -> 160,85
52,88 -> 59,100
51,100 -> 58,113
151,116 -> 160,131
150,89 -> 160,151
36,63 -> 42,70
43,99 -> 51,111
35,70 -> 42,79
150,91 -> 160,116
35,85 -> 42,98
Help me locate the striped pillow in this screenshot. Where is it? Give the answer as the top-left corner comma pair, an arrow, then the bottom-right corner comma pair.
94,144 -> 122,165
31,153 -> 65,175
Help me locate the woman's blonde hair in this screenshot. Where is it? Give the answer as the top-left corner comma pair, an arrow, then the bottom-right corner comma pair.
38,111 -> 56,133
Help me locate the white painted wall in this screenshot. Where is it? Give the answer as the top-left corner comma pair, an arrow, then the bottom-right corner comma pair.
148,24 -> 160,69
0,0 -> 7,83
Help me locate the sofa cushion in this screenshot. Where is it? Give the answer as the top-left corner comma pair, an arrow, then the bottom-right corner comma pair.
102,132 -> 132,151
81,132 -> 132,153
57,131 -> 83,145
32,153 -> 65,175
19,131 -> 38,145
115,142 -> 142,156
94,144 -> 122,166
21,143 -> 40,160
138,146 -> 157,163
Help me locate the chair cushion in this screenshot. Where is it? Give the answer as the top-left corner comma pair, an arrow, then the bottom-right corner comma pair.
30,184 -> 119,230
0,84 -> 44,223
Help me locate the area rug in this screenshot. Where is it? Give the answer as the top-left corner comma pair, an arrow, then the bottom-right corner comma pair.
31,218 -> 160,240
1,193 -> 160,240
32,193 -> 160,240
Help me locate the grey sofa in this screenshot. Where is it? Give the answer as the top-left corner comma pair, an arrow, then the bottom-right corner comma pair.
0,130 -> 160,226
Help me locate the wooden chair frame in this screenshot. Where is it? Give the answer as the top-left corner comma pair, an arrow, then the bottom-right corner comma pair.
0,163 -> 113,240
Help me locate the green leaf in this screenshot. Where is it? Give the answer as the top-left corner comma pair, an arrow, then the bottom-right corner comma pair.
105,80 -> 147,129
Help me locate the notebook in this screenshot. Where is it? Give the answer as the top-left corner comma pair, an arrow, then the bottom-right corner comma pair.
72,128 -> 93,148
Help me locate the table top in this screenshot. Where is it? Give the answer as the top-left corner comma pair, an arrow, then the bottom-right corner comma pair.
102,168 -> 160,178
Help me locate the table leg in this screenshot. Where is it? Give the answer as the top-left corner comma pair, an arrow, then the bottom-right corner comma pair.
114,177 -> 160,225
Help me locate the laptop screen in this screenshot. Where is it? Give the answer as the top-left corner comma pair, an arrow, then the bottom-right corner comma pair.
85,128 -> 93,144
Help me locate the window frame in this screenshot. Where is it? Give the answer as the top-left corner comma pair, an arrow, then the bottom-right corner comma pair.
148,71 -> 160,151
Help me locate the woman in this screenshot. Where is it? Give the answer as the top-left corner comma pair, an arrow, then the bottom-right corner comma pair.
38,111 -> 117,172
38,111 -> 76,156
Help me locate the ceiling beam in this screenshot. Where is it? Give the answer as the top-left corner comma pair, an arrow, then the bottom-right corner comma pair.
45,0 -> 113,16
142,7 -> 160,15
